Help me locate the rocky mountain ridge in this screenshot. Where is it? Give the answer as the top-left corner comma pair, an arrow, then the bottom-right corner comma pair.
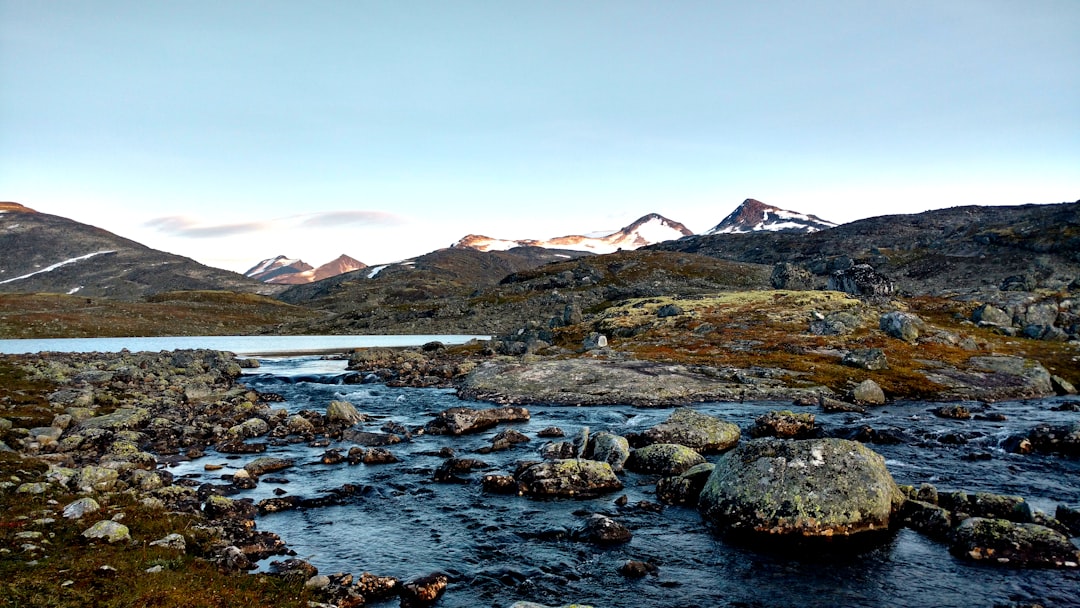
452,213 -> 694,254
245,254 -> 366,285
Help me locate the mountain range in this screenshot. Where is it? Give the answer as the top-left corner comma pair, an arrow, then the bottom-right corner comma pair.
244,254 -> 367,285
451,213 -> 695,254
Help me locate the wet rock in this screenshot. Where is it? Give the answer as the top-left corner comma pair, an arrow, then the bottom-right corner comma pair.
699,438 -> 904,538
587,432 -> 631,472
934,405 -> 972,420
820,395 -> 865,413
541,441 -> 579,460
537,427 -> 565,438
618,560 -> 659,578
1055,504 -> 1080,536
656,462 -> 715,506
939,491 -> 1032,522
362,447 -> 398,465
203,495 -> 257,521
284,414 -> 316,435
879,311 -> 928,343
425,406 -> 530,435
216,439 -> 267,454
750,410 -> 816,439
82,520 -> 131,544
950,518 -> 1080,568
243,456 -> 294,477
572,514 -> 632,545
258,496 -> 302,514
355,572 -> 400,601
320,448 -> 345,465
481,474 -> 519,494
517,459 -> 623,498
485,429 -> 531,452
343,429 -> 402,446
62,497 -> 102,519
434,458 -> 488,483
898,499 -> 953,541
399,572 -> 448,608
641,407 -> 740,453
1022,422 -> 1080,456
842,348 -> 888,371
326,400 -> 365,426
627,443 -> 706,476
851,379 -> 886,405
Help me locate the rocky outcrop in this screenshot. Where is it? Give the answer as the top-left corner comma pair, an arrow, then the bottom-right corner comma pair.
921,355 -> 1055,402
699,438 -> 904,538
460,358 -> 827,406
828,264 -> 894,296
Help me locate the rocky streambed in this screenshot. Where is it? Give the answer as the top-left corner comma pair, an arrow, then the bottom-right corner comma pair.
2,349 -> 1080,608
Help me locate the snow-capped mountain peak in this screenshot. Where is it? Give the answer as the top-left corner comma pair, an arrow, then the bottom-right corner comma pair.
453,213 -> 693,254
243,254 -> 366,284
706,199 -> 837,235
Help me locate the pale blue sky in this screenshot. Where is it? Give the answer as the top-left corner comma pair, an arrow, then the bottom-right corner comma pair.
2,1 -> 1077,272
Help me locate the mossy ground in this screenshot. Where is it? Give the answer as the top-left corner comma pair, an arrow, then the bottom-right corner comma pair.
0,292 -> 322,339
594,291 -> 1080,400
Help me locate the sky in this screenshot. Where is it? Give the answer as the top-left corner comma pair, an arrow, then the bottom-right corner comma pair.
2,1 -> 1078,273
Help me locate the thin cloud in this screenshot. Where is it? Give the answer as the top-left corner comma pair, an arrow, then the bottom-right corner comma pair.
298,211 -> 403,228
145,216 -> 271,238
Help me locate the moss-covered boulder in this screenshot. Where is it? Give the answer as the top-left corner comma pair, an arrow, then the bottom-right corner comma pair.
641,408 -> 740,453
627,443 -> 706,476
950,517 -> 1080,568
750,410 -> 816,439
516,459 -> 623,498
699,438 -> 903,538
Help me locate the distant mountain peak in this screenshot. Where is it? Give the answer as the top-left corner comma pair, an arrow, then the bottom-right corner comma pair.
453,213 -> 693,254
706,199 -> 837,235
244,254 -> 366,284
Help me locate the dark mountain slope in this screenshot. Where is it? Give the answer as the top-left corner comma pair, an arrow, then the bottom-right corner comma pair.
650,201 -> 1080,295
0,202 -> 280,300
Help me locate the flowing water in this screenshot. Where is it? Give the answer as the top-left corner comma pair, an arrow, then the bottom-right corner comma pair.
168,356 -> 1080,608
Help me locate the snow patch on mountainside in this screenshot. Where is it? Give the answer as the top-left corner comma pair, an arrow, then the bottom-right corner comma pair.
706,199 -> 837,235
453,213 -> 693,254
0,251 -> 115,285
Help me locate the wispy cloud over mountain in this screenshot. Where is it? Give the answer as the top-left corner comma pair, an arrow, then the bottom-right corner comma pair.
144,216 -> 271,238
298,211 -> 401,228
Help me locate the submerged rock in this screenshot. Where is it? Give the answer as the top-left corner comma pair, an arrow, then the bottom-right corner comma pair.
699,438 -> 903,538
572,514 -> 633,545
950,517 -> 1080,568
641,407 -> 740,453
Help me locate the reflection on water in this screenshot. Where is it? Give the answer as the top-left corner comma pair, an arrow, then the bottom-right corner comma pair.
164,357 -> 1080,608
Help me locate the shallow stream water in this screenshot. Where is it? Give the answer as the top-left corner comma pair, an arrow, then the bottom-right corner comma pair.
168,356 -> 1080,608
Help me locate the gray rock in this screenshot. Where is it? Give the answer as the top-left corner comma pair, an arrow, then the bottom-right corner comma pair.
642,407 -> 741,453
810,311 -> 863,336
82,520 -> 131,544
656,304 -> 684,318
879,311 -> 928,342
149,533 -> 187,552
950,517 -> 1080,568
898,499 -> 953,541
828,264 -> 894,296
699,438 -> 904,538
425,406 -> 530,435
284,414 -> 315,435
228,417 -> 269,439
842,348 -> 888,371
627,443 -> 706,476
74,466 -> 119,493
852,379 -> 886,405
77,407 -> 150,432
62,497 -> 102,519
583,333 -> 608,351
516,459 -> 623,498
16,482 -> 49,494
588,432 -> 631,472
326,400 -> 365,425
750,410 -> 816,439
563,301 -> 584,326
771,262 -> 815,290
244,457 -> 295,477
973,303 -> 1013,327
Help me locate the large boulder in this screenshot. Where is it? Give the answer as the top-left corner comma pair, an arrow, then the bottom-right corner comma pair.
828,264 -> 894,296
587,432 -> 631,472
749,410 -> 816,439
516,459 -> 623,498
425,406 -> 530,435
699,438 -> 904,538
851,379 -> 886,405
641,408 -> 740,453
326,400 -> 365,425
950,518 -> 1080,568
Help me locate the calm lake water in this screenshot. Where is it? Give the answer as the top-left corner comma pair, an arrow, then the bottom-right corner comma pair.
160,356 -> 1080,608
0,334 -> 491,356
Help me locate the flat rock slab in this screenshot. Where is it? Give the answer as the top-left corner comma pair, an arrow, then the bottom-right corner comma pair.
459,358 -> 825,406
